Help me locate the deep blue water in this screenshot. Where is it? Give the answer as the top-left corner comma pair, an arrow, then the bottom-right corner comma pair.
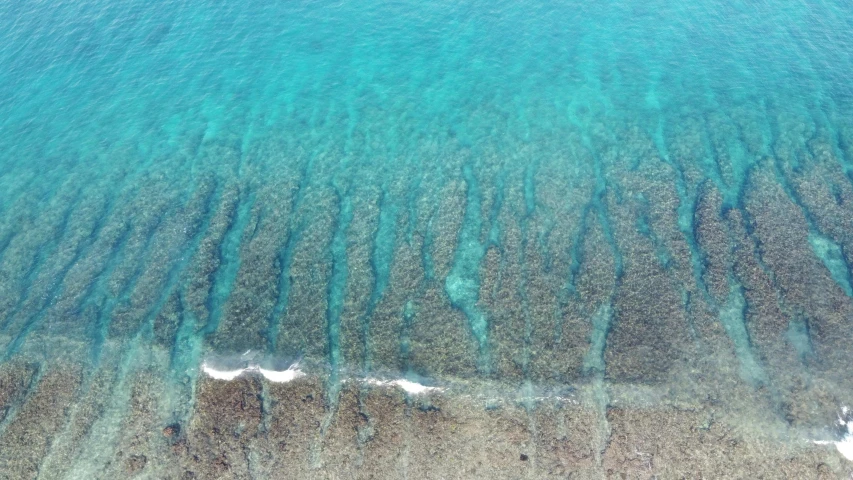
3,0 -> 853,474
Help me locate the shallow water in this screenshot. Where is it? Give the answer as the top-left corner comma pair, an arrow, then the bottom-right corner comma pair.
2,0 -> 853,477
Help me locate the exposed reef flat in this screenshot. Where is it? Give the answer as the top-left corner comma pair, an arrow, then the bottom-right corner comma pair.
0,337 -> 851,479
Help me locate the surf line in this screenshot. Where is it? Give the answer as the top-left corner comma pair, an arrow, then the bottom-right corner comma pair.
201,362 -> 305,383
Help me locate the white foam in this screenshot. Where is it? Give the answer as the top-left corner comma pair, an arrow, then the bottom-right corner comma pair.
813,406 -> 853,461
366,378 -> 442,394
201,363 -> 246,381
201,363 -> 432,392
259,365 -> 305,383
201,362 -> 304,383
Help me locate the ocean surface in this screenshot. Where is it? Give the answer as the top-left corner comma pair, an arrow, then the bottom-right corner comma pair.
2,0 -> 853,477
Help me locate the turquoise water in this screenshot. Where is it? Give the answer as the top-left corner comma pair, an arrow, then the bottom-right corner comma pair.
3,0 -> 853,474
